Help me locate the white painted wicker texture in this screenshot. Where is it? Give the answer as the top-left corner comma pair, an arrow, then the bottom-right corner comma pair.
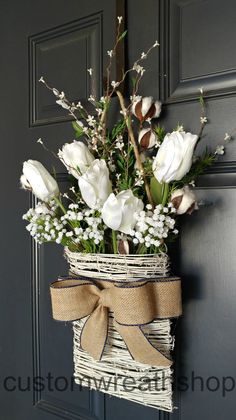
65,249 -> 175,412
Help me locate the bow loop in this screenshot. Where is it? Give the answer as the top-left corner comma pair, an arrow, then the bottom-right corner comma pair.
81,304 -> 109,360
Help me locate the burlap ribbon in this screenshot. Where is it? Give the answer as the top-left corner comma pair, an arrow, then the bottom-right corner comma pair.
50,276 -> 182,367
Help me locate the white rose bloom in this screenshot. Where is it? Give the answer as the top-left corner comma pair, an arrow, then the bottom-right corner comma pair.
152,131 -> 198,183
102,190 -> 144,234
78,159 -> 112,209
58,141 -> 94,178
171,186 -> 198,215
22,160 -> 59,201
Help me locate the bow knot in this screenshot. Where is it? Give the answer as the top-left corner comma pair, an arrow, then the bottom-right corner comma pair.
98,287 -> 111,308
50,277 -> 182,367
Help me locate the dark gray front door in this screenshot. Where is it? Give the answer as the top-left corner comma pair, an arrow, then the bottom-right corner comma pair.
1,0 -> 236,419
158,1 -> 236,419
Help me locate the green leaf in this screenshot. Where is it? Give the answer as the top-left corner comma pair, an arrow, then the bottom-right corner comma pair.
52,166 -> 57,180
116,161 -> 124,171
150,178 -> 169,205
67,242 -> 80,252
175,148 -> 216,188
161,183 -> 169,206
72,121 -> 83,138
111,119 -> 126,140
150,177 -> 163,204
118,30 -> 127,42
153,124 -> 165,142
131,77 -> 137,88
199,95 -> 205,106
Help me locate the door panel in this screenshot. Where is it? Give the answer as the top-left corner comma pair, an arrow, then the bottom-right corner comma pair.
161,0 -> 236,102
30,13 -> 103,126
130,0 -> 236,419
173,182 -> 236,420
158,1 -> 236,419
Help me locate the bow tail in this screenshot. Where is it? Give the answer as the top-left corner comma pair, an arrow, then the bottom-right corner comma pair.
115,321 -> 172,367
80,305 -> 109,361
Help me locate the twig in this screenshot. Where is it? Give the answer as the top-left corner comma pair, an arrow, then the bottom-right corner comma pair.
196,93 -> 207,145
116,90 -> 154,207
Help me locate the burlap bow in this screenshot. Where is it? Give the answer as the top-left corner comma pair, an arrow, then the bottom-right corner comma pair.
50,277 -> 182,367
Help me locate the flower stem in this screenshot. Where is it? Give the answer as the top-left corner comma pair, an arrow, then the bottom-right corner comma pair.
112,230 -> 118,254
137,243 -> 147,255
54,196 -> 76,230
54,196 -> 67,214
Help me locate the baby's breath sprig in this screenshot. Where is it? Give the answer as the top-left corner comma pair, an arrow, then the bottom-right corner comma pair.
129,203 -> 177,254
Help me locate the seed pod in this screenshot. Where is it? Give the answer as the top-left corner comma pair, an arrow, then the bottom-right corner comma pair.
132,97 -> 161,122
171,186 -> 198,215
138,128 -> 157,149
118,239 -> 129,255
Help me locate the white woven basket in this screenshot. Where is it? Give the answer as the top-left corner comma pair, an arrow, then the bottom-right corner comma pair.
65,248 -> 176,412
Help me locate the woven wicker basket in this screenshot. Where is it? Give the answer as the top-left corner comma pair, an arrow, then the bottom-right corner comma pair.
65,248 -> 176,412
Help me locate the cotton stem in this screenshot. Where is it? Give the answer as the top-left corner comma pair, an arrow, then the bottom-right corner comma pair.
116,90 -> 154,208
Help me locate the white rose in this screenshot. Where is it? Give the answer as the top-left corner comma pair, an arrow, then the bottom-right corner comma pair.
22,160 -> 59,201
20,174 -> 31,190
102,190 -> 144,234
171,186 -> 198,215
78,159 -> 112,209
58,141 -> 94,178
152,131 -> 198,183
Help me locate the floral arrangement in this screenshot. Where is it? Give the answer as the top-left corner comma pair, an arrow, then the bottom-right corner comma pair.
19,16 -> 233,412
20,17 -> 231,255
